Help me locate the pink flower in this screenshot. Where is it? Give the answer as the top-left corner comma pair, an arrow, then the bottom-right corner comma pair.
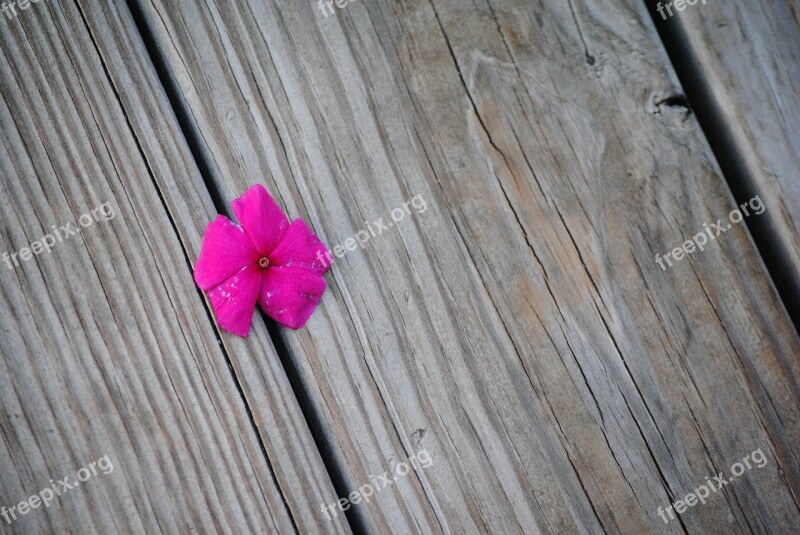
194,184 -> 330,336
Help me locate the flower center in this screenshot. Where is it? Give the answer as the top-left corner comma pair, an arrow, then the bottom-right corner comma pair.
258,257 -> 270,268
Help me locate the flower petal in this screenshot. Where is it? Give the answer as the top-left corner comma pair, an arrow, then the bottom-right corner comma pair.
231,184 -> 290,256
259,267 -> 327,329
194,216 -> 259,291
269,219 -> 331,274
207,264 -> 262,337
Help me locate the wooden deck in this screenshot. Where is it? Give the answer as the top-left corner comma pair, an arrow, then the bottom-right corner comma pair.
0,0 -> 798,533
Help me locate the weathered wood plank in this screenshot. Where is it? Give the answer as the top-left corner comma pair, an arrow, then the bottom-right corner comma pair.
134,0 -> 800,533
72,2 -> 353,531
0,1 -> 348,533
647,0 -> 800,326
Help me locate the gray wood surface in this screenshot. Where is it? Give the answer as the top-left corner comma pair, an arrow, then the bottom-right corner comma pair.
654,0 -> 800,323
130,0 -> 800,533
0,0 -> 798,533
0,1 -> 347,533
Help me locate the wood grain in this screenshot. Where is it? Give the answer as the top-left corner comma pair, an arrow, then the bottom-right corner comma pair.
648,0 -> 800,325
0,1 -> 348,533
132,0 -> 800,533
